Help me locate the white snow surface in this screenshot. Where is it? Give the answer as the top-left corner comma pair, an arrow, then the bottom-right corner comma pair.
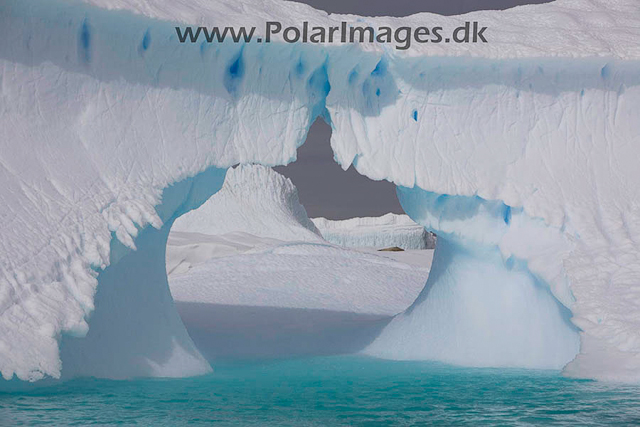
167,231 -> 284,277
1,0 -> 640,382
169,240 -> 429,316
172,164 -> 322,242
312,214 -> 436,250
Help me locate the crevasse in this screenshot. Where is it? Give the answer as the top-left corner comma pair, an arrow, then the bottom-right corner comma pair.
1,0 -> 639,382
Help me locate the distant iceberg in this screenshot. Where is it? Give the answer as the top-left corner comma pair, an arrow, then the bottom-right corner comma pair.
313,214 -> 436,250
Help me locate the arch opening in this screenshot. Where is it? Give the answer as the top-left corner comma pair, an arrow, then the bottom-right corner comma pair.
165,118 -> 435,362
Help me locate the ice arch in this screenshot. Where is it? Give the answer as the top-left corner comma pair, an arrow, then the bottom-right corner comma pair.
59,167 -> 226,379
1,0 -> 640,382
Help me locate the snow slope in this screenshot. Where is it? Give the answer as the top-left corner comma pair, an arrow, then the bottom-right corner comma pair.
170,241 -> 428,316
312,214 -> 436,249
166,231 -> 283,276
1,0 -> 639,381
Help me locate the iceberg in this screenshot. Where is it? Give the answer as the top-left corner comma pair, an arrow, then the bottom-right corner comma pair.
172,164 -> 322,242
166,164 -> 321,276
1,0 -> 639,382
312,214 -> 436,249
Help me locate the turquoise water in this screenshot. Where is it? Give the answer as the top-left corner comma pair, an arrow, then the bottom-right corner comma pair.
2,356 -> 640,426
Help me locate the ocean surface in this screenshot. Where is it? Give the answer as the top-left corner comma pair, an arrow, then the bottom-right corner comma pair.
2,356 -> 640,426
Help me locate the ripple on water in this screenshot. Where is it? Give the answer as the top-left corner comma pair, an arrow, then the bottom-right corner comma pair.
2,356 -> 640,426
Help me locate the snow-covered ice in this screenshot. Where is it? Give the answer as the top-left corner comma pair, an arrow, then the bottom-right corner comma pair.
167,165 -> 431,315
173,165 -> 322,242
169,240 -> 432,360
170,241 -> 429,316
1,0 -> 639,382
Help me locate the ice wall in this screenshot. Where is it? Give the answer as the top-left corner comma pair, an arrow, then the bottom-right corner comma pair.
1,0 -> 640,382
312,214 -> 436,249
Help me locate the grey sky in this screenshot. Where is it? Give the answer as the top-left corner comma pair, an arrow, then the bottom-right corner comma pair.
290,0 -> 550,17
274,119 -> 404,220
276,0 -> 549,220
